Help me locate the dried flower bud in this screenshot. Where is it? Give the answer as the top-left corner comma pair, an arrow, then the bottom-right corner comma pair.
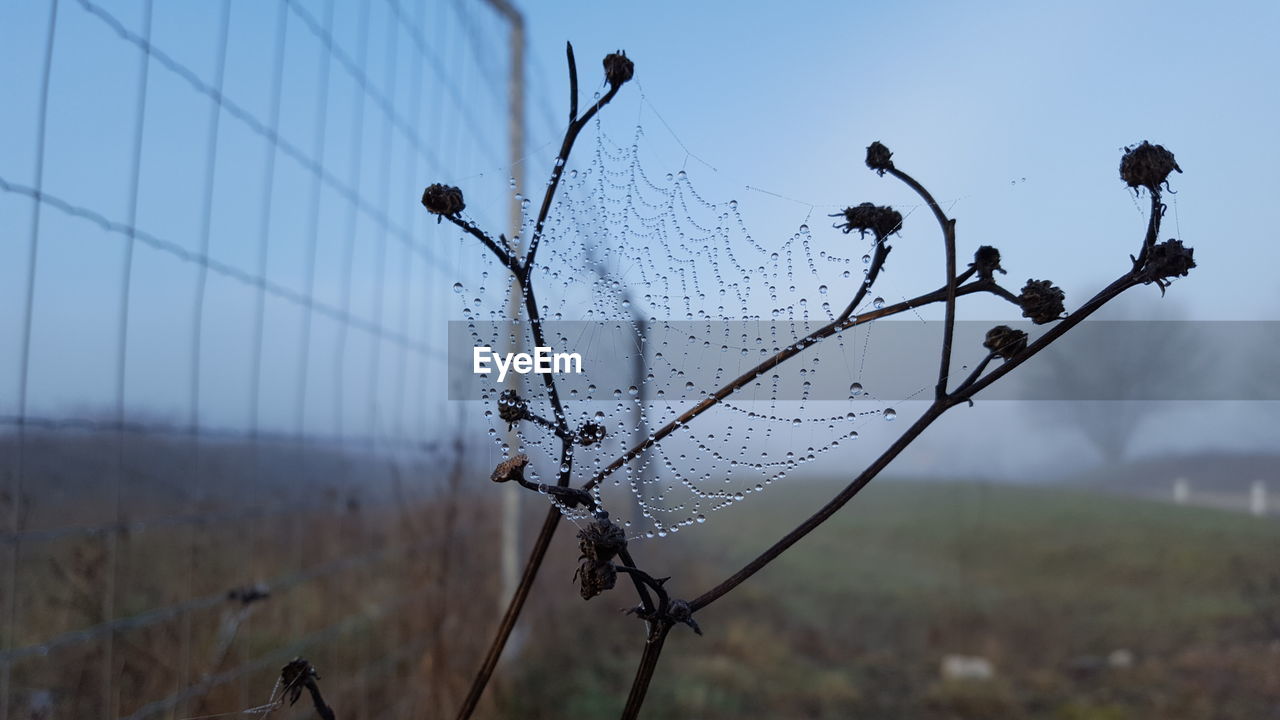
497,389 -> 528,428
575,513 -> 627,600
576,561 -> 616,600
1119,141 -> 1181,193
421,183 -> 465,220
667,598 -> 703,635
865,141 -> 894,176
1018,279 -> 1066,324
983,325 -> 1028,359
970,245 -> 1007,281
226,583 -> 271,606
831,202 -> 902,240
490,454 -> 529,484
577,421 -> 606,447
280,658 -> 320,706
1140,239 -> 1196,293
603,50 -> 634,89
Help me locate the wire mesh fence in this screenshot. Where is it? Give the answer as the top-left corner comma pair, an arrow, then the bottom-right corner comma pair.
0,1 -> 531,716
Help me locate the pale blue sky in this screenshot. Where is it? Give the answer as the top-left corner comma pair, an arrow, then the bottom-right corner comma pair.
0,1 -> 1276,471
521,1 -> 1279,321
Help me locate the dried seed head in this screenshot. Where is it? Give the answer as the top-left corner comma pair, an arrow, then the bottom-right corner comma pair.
1140,239 -> 1196,293
421,183 -> 465,219
226,583 -> 270,606
490,454 -> 529,484
576,562 -> 616,600
280,658 -> 319,706
1120,141 -> 1181,193
667,598 -> 703,635
983,325 -> 1028,359
575,513 -> 627,600
832,202 -> 903,240
577,421 -> 606,447
578,513 -> 627,564
497,389 -> 528,428
970,245 -> 1007,281
865,141 -> 894,176
603,50 -> 634,89
1018,279 -> 1066,324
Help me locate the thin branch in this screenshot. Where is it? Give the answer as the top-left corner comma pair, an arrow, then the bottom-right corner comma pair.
443,214 -> 519,275
582,276 -> 1018,493
835,235 -> 891,324
883,166 -> 958,398
454,46 -> 627,720
946,274 -> 1137,405
453,506 -> 564,720
614,181 -> 1167,714
949,351 -> 997,399
620,622 -> 673,720
688,269 -> 1139,613
1132,188 -> 1163,269
525,54 -> 622,268
566,41 -> 578,122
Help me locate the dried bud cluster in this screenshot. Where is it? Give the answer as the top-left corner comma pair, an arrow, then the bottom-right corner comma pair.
1018,279 -> 1066,324
497,389 -> 528,428
983,325 -> 1028,359
575,513 -> 627,600
1120,141 -> 1181,192
280,658 -> 321,706
865,141 -> 894,176
667,598 -> 703,635
577,421 -> 606,447
833,203 -> 903,239
603,50 -> 634,89
1140,239 -> 1196,293
421,183 -> 465,219
490,454 -> 529,484
970,245 -> 1007,281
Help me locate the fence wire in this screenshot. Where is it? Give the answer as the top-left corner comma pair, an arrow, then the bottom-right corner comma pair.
0,1 -> 534,717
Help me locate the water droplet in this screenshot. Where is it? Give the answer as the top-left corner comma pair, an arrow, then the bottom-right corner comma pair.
677,170 -> 688,180
818,285 -> 828,295
452,282 -> 463,293
849,382 -> 863,396
628,386 -> 639,397
872,297 -> 885,309
696,515 -> 706,524
729,199 -> 738,210
883,408 -> 897,421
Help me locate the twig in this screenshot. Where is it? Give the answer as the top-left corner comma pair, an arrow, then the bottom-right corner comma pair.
581,276 -> 1021,493
448,47 -> 633,720
613,140 -> 1184,714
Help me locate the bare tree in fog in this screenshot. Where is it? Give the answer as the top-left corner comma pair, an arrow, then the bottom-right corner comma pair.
1021,296 -> 1202,463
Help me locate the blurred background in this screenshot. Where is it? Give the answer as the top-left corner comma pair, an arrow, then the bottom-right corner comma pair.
0,1 -> 1277,718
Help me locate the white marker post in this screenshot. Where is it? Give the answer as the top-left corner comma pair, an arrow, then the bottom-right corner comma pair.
1173,477 -> 1189,505
1250,480 -> 1267,517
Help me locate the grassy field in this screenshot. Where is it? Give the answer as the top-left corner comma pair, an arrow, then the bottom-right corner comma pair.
487,481 -> 1280,719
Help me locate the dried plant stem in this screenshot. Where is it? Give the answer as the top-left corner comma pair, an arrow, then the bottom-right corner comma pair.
451,43 -> 625,720
613,151 -> 1173,714
619,622 -> 672,720
452,506 -> 563,720
617,264 -> 1150,718
582,274 -> 1010,493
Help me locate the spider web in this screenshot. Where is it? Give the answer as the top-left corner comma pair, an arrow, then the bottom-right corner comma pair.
455,100 -> 945,542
